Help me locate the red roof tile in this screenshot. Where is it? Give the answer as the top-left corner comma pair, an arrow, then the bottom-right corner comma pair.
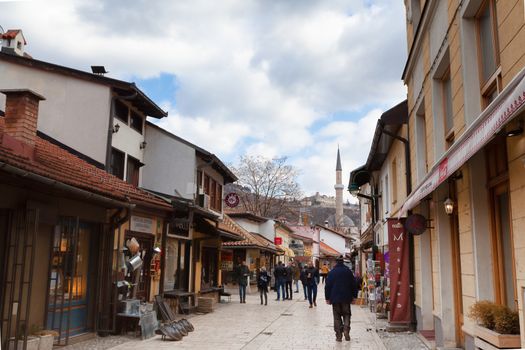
0,119 -> 171,209
221,214 -> 280,252
1,30 -> 26,44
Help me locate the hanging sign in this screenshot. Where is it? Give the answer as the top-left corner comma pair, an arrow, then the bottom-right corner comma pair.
224,192 -> 240,208
405,214 -> 427,235
388,218 -> 411,324
274,237 -> 282,245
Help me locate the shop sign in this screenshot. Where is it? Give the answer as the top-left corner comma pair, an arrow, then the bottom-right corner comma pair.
130,216 -> 154,234
405,214 -> 427,235
169,210 -> 190,237
224,192 -> 240,208
274,237 -> 282,245
401,67 -> 525,213
388,218 -> 411,324
220,260 -> 233,271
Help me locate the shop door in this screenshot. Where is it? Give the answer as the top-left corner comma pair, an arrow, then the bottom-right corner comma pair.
46,218 -> 99,345
125,232 -> 154,301
449,183 -> 464,347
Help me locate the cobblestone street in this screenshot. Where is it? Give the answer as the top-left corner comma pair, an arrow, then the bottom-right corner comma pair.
67,287 -> 428,350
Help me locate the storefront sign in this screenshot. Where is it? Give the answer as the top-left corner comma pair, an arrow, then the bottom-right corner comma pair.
224,192 -> 240,208
388,218 -> 411,324
401,67 -> 525,213
130,216 -> 154,234
220,251 -> 233,271
274,237 -> 282,245
405,214 -> 427,235
169,210 -> 190,237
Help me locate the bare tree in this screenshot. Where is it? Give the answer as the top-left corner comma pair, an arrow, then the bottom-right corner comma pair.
231,156 -> 301,218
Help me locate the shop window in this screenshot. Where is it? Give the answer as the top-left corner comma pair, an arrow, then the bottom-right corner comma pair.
476,0 -> 501,106
114,100 -> 129,123
110,148 -> 125,180
130,110 -> 143,134
126,155 -> 141,187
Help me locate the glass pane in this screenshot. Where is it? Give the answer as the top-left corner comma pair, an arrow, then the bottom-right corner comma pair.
498,191 -> 515,310
444,77 -> 453,132
479,4 -> 496,82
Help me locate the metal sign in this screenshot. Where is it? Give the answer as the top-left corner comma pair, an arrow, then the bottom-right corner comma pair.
274,237 -> 282,245
224,192 -> 240,208
405,214 -> 427,235
388,218 -> 411,324
130,216 -> 154,234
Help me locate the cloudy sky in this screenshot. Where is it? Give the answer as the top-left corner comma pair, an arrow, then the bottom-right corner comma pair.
0,0 -> 408,201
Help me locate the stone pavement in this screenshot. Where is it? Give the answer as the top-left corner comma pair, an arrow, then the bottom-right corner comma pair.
67,287 -> 428,350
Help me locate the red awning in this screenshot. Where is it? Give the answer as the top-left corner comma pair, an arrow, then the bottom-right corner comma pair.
401,67 -> 525,214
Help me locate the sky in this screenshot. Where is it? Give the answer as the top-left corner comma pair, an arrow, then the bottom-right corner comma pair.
0,0 -> 408,202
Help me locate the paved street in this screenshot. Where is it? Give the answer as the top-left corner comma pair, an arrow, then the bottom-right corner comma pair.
70,287 -> 428,350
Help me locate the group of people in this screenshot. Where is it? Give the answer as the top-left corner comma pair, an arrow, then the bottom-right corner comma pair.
235,257 -> 358,343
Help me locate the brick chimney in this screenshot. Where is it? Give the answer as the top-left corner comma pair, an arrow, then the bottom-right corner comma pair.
0,89 -> 45,147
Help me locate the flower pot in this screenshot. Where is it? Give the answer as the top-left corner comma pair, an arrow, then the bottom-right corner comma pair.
474,325 -> 521,349
37,334 -> 55,350
8,336 -> 40,350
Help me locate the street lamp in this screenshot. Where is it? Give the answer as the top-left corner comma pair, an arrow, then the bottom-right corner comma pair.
444,198 -> 454,215
348,182 -> 360,197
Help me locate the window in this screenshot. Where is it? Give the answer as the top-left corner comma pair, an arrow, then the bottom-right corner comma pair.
114,100 -> 129,123
210,179 -> 217,210
126,155 -> 141,187
16,41 -> 22,50
391,159 -> 398,205
216,184 -> 223,211
110,148 -> 125,180
441,69 -> 454,147
476,0 -> 500,105
383,175 -> 390,215
130,110 -> 143,134
415,101 -> 428,181
204,174 -> 210,195
197,170 -> 203,192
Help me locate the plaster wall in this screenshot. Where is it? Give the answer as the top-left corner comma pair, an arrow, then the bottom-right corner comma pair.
320,229 -> 345,255
142,124 -> 196,200
0,60 -> 110,164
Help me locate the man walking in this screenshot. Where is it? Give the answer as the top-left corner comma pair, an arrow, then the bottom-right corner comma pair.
285,262 -> 293,300
300,264 -> 308,300
235,260 -> 250,303
325,256 -> 358,342
293,262 -> 300,293
305,261 -> 319,308
273,261 -> 286,301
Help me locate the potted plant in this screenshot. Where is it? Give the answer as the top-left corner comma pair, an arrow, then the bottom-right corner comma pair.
32,329 -> 58,350
468,300 -> 521,349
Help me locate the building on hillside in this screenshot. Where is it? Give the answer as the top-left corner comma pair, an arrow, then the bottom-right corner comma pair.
401,0 -> 525,348
0,90 -> 172,347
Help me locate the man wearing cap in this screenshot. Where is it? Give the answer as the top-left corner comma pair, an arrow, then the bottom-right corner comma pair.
325,255 -> 358,342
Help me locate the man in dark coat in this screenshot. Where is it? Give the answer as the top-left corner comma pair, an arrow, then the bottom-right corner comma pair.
285,262 -> 294,300
305,261 -> 319,308
273,261 -> 286,301
235,260 -> 250,303
325,256 -> 358,342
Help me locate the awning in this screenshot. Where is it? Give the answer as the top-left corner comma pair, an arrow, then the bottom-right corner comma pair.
401,67 -> 525,214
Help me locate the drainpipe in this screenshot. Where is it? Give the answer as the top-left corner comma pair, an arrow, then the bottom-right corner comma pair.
105,90 -> 138,172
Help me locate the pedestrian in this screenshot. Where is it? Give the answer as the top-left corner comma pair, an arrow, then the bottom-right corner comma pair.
293,262 -> 300,293
305,261 -> 319,308
321,262 -> 330,283
325,255 -> 358,342
235,260 -> 250,303
257,266 -> 270,305
285,261 -> 293,300
299,264 -> 308,300
273,261 -> 286,301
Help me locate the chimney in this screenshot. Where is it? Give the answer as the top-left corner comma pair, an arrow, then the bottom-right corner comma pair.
1,89 -> 45,147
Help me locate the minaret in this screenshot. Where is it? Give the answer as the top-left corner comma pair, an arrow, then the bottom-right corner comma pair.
335,147 -> 344,228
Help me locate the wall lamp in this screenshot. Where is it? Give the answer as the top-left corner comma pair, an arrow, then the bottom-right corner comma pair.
444,198 -> 454,215
506,119 -> 523,137
140,141 -> 147,150
348,182 -> 381,200
112,123 -> 120,133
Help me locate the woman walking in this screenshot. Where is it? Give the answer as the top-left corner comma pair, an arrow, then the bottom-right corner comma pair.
257,266 -> 270,305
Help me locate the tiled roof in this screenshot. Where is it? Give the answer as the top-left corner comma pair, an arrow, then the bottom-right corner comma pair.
320,242 -> 340,257
1,30 -> 26,44
221,214 -> 280,252
0,119 -> 171,209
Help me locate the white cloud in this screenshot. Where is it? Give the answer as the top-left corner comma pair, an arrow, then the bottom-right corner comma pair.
0,0 -> 407,199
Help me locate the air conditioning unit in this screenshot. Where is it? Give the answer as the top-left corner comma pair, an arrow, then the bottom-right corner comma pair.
199,194 -> 210,210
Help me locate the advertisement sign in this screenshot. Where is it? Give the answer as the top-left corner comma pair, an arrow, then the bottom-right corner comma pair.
405,214 -> 427,235
274,237 -> 282,245
220,251 -> 233,271
388,218 -> 411,324
224,193 -> 240,208
130,216 -> 154,234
